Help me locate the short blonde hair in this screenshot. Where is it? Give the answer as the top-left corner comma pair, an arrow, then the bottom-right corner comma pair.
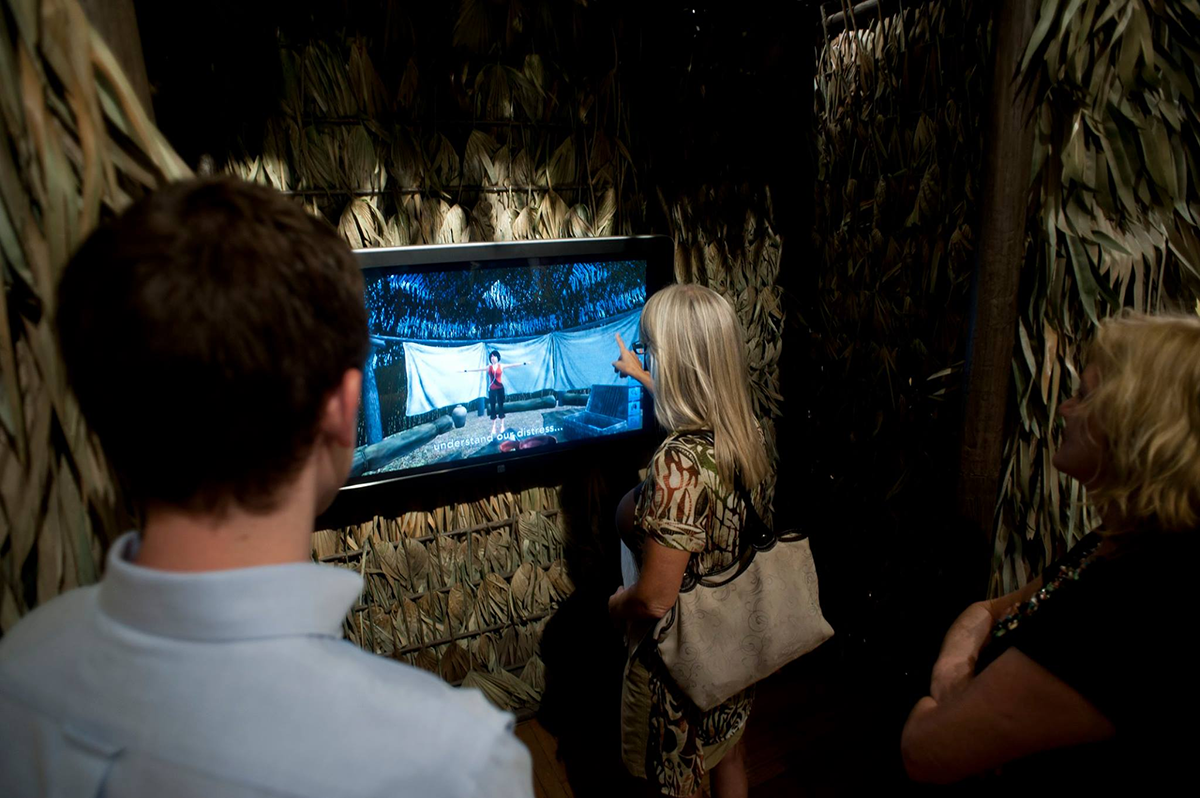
640,283 -> 770,488
1083,313 -> 1200,534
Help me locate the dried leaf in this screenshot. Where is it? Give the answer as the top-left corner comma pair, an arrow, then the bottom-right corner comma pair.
439,642 -> 472,683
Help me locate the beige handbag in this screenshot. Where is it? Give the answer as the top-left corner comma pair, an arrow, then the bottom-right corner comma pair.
652,478 -> 834,712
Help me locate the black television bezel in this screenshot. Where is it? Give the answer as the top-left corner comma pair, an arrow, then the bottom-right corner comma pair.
322,235 -> 674,520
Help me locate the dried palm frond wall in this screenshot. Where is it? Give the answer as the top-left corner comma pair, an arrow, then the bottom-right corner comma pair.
313,489 -> 570,708
209,4 -> 791,711
661,186 -> 785,522
0,0 -> 189,632
814,0 -> 1200,604
991,0 -> 1200,593
226,42 -> 629,250
809,2 -> 993,571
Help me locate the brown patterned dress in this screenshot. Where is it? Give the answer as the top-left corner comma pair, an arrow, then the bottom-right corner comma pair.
619,431 -> 760,797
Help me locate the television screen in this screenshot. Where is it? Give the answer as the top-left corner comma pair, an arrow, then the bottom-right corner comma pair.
344,236 -> 672,490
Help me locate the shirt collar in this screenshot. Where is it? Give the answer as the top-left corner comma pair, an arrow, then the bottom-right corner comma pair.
98,532 -> 363,641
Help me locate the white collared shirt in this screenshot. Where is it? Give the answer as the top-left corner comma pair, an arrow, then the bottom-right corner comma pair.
0,533 -> 533,798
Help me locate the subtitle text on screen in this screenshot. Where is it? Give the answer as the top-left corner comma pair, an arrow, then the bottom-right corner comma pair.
431,425 -> 563,452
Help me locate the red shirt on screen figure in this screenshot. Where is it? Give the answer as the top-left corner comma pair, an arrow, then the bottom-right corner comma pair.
464,351 -> 528,436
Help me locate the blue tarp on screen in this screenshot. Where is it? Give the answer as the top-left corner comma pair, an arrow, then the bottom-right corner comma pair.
401,309 -> 641,415
551,311 -> 640,393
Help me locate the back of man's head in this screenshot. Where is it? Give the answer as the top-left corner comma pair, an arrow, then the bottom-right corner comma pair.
57,177 -> 368,514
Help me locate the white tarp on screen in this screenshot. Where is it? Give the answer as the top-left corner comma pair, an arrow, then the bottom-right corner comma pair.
550,311 -> 640,393
401,341 -> 488,417
401,309 -> 641,415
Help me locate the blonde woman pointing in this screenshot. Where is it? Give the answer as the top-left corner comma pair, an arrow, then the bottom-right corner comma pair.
610,284 -> 770,798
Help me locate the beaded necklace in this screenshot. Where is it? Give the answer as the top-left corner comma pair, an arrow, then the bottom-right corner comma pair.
992,535 -> 1104,640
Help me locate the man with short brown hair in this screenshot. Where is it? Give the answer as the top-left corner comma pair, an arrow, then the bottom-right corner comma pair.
0,178 -> 533,798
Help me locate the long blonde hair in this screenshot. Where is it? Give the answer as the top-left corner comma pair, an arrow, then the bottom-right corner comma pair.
640,283 -> 770,488
1082,312 -> 1200,534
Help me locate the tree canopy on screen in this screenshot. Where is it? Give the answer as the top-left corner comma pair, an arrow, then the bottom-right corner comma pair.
364,259 -> 645,353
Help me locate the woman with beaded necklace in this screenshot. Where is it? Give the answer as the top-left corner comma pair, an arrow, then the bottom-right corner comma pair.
902,313 -> 1200,790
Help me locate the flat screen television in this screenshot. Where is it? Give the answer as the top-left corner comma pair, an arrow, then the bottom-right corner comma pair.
340,235 -> 674,497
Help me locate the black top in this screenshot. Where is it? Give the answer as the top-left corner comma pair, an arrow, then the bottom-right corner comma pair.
970,530 -> 1199,790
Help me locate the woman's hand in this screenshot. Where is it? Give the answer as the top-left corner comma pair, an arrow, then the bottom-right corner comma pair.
613,333 -> 653,392
927,581 -> 1045,703
928,602 -> 992,701
930,655 -> 976,704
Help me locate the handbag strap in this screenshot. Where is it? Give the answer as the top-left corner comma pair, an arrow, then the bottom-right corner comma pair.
732,476 -> 774,551
677,433 -> 808,592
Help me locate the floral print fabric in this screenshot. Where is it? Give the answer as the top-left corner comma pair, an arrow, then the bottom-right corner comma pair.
620,432 -> 757,797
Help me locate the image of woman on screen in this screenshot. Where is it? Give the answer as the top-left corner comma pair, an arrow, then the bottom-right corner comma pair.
609,283 -> 771,798
463,350 -> 528,436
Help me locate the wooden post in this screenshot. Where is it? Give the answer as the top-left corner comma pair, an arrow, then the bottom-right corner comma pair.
77,0 -> 155,120
363,347 -> 384,446
958,0 -> 1037,550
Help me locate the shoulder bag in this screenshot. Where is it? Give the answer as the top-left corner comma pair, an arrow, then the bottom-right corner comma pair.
652,474 -> 834,711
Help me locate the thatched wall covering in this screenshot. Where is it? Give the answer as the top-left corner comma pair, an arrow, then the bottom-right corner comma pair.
0,0 -> 189,632
807,0 -> 994,636
314,489 -> 569,707
992,0 -> 1200,593
813,0 -> 1200,600
816,0 -> 1200,597
812,0 -> 992,496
